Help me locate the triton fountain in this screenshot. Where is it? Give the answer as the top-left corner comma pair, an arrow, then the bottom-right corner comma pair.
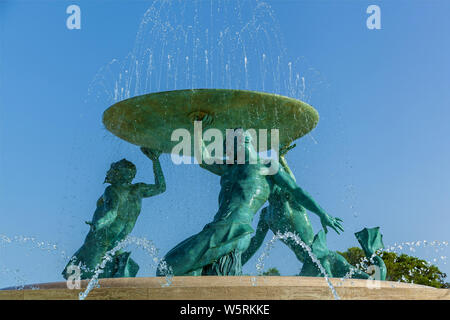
0,0 -> 448,301
1,88 -> 449,300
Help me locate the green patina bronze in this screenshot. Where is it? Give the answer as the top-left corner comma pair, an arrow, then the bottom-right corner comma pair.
156,131 -> 345,276
355,227 -> 387,280
298,228 -> 386,279
102,89 -> 319,153
62,148 -> 166,280
98,89 -> 387,279
241,147 -> 386,279
241,148 -> 366,279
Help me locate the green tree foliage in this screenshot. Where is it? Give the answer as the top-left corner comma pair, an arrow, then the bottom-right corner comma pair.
262,267 -> 281,276
338,247 -> 448,289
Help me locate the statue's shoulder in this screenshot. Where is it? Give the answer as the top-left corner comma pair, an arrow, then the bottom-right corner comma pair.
103,185 -> 121,198
129,182 -> 145,195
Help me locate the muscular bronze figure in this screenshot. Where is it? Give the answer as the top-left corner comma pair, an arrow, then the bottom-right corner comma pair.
158,129 -> 342,276
62,148 -> 166,280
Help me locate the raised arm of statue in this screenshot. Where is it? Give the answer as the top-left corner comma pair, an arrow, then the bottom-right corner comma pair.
279,144 -> 296,182
279,156 -> 296,182
194,126 -> 226,176
91,186 -> 119,231
241,207 -> 270,265
138,147 -> 167,198
272,169 -> 344,234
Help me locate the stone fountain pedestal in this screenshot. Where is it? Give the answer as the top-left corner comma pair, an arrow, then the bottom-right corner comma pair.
1,276 -> 449,300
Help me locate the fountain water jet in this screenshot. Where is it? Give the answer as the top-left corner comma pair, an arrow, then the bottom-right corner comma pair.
253,231 -> 341,300
78,236 -> 173,300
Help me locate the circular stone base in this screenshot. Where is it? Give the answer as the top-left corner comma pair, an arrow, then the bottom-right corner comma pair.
1,276 -> 448,300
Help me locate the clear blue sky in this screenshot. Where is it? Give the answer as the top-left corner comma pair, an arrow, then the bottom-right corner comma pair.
0,0 -> 449,287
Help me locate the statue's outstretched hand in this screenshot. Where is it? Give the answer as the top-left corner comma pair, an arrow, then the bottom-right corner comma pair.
320,214 -> 344,235
141,147 -> 162,160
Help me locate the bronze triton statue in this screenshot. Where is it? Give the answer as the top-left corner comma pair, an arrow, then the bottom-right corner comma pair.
62,147 -> 166,280
99,89 -> 387,279
242,144 -> 385,279
156,129 -> 343,276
